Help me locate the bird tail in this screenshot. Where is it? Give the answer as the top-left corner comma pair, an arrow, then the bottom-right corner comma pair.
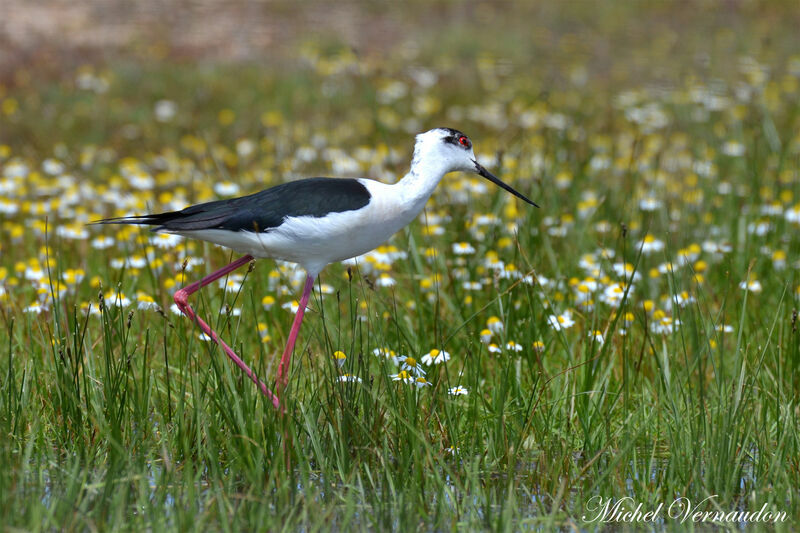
88,213 -> 173,230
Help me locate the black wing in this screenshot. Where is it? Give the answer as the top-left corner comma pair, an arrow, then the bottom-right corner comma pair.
93,177 -> 372,232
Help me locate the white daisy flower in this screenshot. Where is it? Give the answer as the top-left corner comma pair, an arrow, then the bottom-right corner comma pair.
421,349 -> 450,365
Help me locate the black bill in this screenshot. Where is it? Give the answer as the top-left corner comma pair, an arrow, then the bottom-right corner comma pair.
474,161 -> 539,207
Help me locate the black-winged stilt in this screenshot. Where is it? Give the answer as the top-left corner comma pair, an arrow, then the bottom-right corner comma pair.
94,128 -> 538,409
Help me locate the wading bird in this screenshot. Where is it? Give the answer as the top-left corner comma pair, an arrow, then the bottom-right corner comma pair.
95,128 -> 538,409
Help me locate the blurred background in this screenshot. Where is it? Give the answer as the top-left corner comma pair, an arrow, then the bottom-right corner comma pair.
3,0 -> 799,158
3,1 -> 799,87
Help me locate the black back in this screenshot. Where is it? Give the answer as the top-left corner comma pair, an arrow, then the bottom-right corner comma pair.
108,177 -> 372,232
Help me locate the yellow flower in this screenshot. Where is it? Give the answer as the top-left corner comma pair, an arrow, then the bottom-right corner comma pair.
258,323 -> 271,343
333,350 -> 347,367
487,316 -> 504,333
217,109 -> 236,125
2,98 -> 18,116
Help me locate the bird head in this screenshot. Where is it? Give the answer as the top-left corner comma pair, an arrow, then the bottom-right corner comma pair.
415,128 -> 539,207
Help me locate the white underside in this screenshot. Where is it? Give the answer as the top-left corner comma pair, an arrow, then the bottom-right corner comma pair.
170,179 -> 426,276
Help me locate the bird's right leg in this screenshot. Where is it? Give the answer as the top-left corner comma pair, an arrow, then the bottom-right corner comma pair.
276,274 -> 315,391
173,254 -> 281,409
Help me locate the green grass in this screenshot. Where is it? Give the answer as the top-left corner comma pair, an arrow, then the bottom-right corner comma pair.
1,3 -> 800,530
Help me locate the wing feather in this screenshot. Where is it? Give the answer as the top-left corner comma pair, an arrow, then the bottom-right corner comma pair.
91,177 -> 371,232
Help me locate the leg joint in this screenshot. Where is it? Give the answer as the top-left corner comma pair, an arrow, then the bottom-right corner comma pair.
173,289 -> 188,307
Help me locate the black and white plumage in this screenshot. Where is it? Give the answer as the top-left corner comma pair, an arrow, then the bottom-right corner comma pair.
102,177 -> 371,233
96,128 -> 536,276
93,128 -> 538,409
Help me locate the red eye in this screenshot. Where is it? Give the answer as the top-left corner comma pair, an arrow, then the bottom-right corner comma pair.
458,136 -> 470,147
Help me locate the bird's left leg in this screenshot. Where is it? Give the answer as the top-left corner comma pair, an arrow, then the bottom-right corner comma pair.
173,254 -> 281,409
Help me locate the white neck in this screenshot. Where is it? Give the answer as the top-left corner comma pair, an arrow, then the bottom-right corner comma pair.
392,143 -> 453,215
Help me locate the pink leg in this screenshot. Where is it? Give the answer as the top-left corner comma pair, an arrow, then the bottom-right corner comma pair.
276,274 -> 315,392
173,254 -> 281,409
